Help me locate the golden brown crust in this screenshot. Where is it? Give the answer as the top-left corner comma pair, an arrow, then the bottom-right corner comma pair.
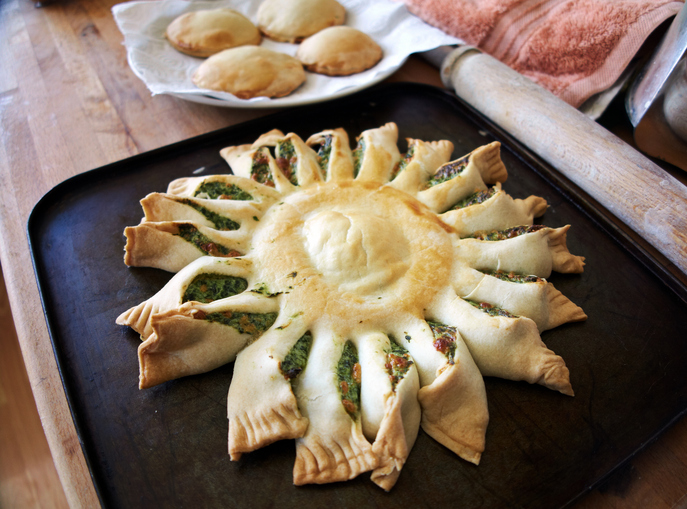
389,138 -> 454,194
430,296 -> 574,396
355,123 -> 401,182
369,383 -> 420,490
116,256 -> 253,341
296,27 -> 382,76
227,131 -> 324,187
138,293 -> 280,388
417,143 -> 508,213
470,142 -> 508,184
451,264 -> 587,332
418,359 -> 489,465
139,192 -> 264,228
165,8 -> 261,58
123,221 -> 247,272
229,404 -> 308,460
306,128 -> 354,181
291,333 -> 378,485
293,432 -> 378,485
547,225 -> 586,273
227,335 -> 309,459
257,0 -> 345,43
165,174 -> 280,203
439,183 -> 549,236
192,46 -> 305,99
453,226 -> 586,278
356,332 -> 420,491
139,311 -> 248,389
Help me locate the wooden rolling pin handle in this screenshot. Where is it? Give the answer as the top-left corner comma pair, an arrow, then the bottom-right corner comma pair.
441,46 -> 687,275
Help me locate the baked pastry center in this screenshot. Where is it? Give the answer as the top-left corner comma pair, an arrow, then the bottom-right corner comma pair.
257,182 -> 449,304
303,208 -> 410,290
117,122 -> 587,492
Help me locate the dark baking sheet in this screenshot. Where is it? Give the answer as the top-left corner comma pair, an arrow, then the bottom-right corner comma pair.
28,83 -> 687,508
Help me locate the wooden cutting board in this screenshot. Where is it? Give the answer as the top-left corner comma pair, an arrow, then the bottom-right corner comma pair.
28,84 -> 687,508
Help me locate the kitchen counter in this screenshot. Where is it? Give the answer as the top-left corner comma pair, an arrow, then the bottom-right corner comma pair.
1,0 -> 686,507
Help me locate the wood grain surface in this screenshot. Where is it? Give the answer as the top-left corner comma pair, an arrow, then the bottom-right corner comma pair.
0,0 -> 686,507
0,269 -> 69,508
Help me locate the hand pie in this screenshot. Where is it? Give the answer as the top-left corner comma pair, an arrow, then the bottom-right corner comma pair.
297,26 -> 383,76
165,8 -> 261,57
256,0 -> 345,43
192,46 -> 305,99
118,123 -> 587,490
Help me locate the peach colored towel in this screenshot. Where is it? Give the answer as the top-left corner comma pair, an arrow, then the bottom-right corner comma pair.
404,0 -> 684,107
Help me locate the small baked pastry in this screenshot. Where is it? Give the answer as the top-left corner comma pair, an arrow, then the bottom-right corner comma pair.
192,46 -> 306,99
165,8 -> 261,58
297,27 -> 383,76
256,0 -> 345,43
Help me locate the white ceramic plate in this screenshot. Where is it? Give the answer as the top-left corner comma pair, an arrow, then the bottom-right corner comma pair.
112,0 -> 461,108
168,62 -> 405,108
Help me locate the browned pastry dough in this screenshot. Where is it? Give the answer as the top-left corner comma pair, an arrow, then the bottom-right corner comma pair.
439,182 -> 548,236
296,26 -> 382,76
256,0 -> 345,43
165,8 -> 261,57
192,46 -> 305,99
227,329 -> 310,460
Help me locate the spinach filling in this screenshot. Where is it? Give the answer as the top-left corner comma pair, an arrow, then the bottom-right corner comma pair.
194,181 -> 252,201
427,321 -> 457,364
466,299 -> 517,318
316,135 -> 333,177
385,339 -> 413,390
280,331 -> 313,380
176,199 -> 239,231
425,155 -> 469,189
470,224 -> 545,241
391,142 -> 416,180
486,270 -> 544,284
195,310 -> 277,337
451,186 -> 498,210
175,223 -> 242,257
352,138 -> 366,178
250,148 -> 274,187
249,282 -> 282,297
182,273 -> 248,303
337,340 -> 361,418
276,139 -> 298,186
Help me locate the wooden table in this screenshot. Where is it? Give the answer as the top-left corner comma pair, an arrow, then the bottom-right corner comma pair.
1,0 -> 686,507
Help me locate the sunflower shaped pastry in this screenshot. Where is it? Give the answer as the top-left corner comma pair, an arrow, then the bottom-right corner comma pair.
118,123 -> 586,490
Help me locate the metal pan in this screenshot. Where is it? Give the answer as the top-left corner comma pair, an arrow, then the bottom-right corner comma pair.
28,83 -> 687,508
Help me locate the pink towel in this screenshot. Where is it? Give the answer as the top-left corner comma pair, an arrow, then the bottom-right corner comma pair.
404,0 -> 684,107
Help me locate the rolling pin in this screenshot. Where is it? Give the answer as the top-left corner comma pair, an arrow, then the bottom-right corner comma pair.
439,46 -> 687,276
